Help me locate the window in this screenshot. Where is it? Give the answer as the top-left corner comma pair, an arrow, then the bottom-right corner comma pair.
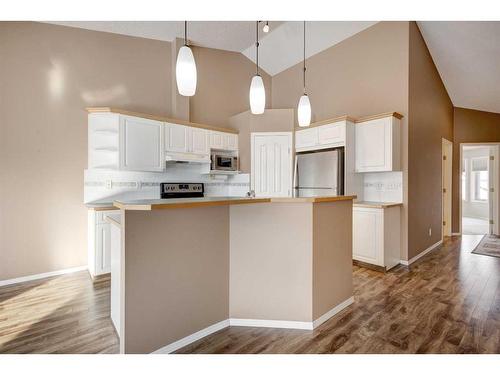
471,157 -> 488,202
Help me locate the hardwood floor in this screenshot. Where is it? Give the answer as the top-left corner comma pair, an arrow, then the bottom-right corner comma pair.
177,235 -> 500,354
0,271 -> 119,354
0,235 -> 499,354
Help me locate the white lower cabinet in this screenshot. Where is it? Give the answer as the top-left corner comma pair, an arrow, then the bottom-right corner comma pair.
353,205 -> 401,271
88,210 -> 119,277
109,217 -> 122,337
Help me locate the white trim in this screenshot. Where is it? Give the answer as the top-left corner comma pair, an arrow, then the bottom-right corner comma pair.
230,318 -> 313,330
151,296 -> 355,353
312,296 -> 355,329
0,266 -> 88,287
451,232 -> 461,236
152,319 -> 230,354
399,240 -> 443,266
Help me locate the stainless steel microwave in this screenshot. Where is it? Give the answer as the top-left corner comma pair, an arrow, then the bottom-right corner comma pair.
211,154 -> 238,171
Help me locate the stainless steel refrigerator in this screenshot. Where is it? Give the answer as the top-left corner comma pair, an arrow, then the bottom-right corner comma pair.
294,147 -> 344,197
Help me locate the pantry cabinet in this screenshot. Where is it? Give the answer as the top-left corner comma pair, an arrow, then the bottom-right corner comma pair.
352,205 -> 401,271
295,121 -> 346,152
355,115 -> 401,172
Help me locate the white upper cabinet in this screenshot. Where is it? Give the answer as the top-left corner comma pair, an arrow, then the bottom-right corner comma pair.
223,133 -> 238,151
165,123 -> 189,153
189,128 -> 209,154
209,131 -> 238,151
295,121 -> 346,152
209,131 -> 224,149
119,116 -> 164,172
355,115 -> 401,173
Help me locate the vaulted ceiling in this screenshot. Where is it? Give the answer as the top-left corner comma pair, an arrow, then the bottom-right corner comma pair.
46,21 -> 500,114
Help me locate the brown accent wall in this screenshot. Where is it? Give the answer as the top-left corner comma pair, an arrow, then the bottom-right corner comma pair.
123,207 -> 230,353
407,22 -> 454,259
229,109 -> 294,173
271,21 -> 410,259
0,22 -> 171,281
452,107 -> 500,233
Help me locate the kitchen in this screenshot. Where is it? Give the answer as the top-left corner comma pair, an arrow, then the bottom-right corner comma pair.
83,102 -> 402,352
3,14 -> 499,362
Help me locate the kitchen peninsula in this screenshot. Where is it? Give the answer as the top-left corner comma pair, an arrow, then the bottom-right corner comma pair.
112,195 -> 356,353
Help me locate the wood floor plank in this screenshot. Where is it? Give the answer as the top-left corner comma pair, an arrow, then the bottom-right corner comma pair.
1,235 -> 500,354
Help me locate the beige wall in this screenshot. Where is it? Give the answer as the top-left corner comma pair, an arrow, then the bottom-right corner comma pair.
271,21 -> 410,259
452,107 -> 500,233
407,22 -> 454,259
191,46 -> 272,127
0,22 -> 171,280
0,22 -> 267,281
229,109 -> 294,173
312,201 -> 353,320
123,207 -> 230,353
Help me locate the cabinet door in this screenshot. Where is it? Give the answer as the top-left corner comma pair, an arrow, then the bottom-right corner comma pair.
353,208 -> 384,266
189,128 -> 208,154
355,118 -> 392,172
295,127 -> 319,150
110,223 -> 122,337
223,133 -> 238,151
96,223 -> 111,275
318,122 -> 345,146
120,116 -> 164,172
208,131 -> 224,150
165,123 -> 189,153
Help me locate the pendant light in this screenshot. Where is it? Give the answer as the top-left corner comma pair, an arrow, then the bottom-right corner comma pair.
297,21 -> 311,127
249,21 -> 265,114
176,21 -> 197,96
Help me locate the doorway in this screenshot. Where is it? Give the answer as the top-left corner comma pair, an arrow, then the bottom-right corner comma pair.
460,144 -> 500,235
442,138 -> 453,237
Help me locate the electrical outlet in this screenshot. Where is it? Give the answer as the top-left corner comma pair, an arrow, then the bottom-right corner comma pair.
428,227 -> 432,237
105,180 -> 112,189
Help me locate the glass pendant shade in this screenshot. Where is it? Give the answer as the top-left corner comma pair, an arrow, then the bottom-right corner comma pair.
297,94 -> 311,127
249,75 -> 266,114
176,45 -> 197,96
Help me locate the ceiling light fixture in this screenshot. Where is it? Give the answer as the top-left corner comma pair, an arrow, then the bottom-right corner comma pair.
297,21 -> 311,127
263,21 -> 270,33
176,21 -> 197,96
249,21 -> 265,115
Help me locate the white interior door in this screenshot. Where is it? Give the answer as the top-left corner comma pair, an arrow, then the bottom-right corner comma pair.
489,145 -> 500,235
251,132 -> 292,197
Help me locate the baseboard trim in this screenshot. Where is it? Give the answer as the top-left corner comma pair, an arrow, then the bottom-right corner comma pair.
451,232 -> 461,236
399,240 -> 443,266
312,296 -> 355,329
152,319 -> 230,354
0,266 -> 88,287
230,318 -> 313,330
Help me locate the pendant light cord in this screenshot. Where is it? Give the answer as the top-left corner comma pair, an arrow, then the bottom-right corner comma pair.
256,21 -> 260,76
303,21 -> 306,95
184,21 -> 187,46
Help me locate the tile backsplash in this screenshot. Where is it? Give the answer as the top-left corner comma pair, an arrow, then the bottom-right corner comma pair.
84,165 -> 250,203
362,172 -> 403,203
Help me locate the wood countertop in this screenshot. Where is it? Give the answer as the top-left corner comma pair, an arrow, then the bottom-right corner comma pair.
353,201 -> 403,209
113,195 -> 357,211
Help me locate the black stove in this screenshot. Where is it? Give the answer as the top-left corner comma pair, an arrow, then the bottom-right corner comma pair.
160,183 -> 204,199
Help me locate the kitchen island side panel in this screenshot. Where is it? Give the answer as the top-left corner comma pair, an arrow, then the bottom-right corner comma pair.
229,203 -> 314,322
123,206 -> 230,354
312,200 -> 354,320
